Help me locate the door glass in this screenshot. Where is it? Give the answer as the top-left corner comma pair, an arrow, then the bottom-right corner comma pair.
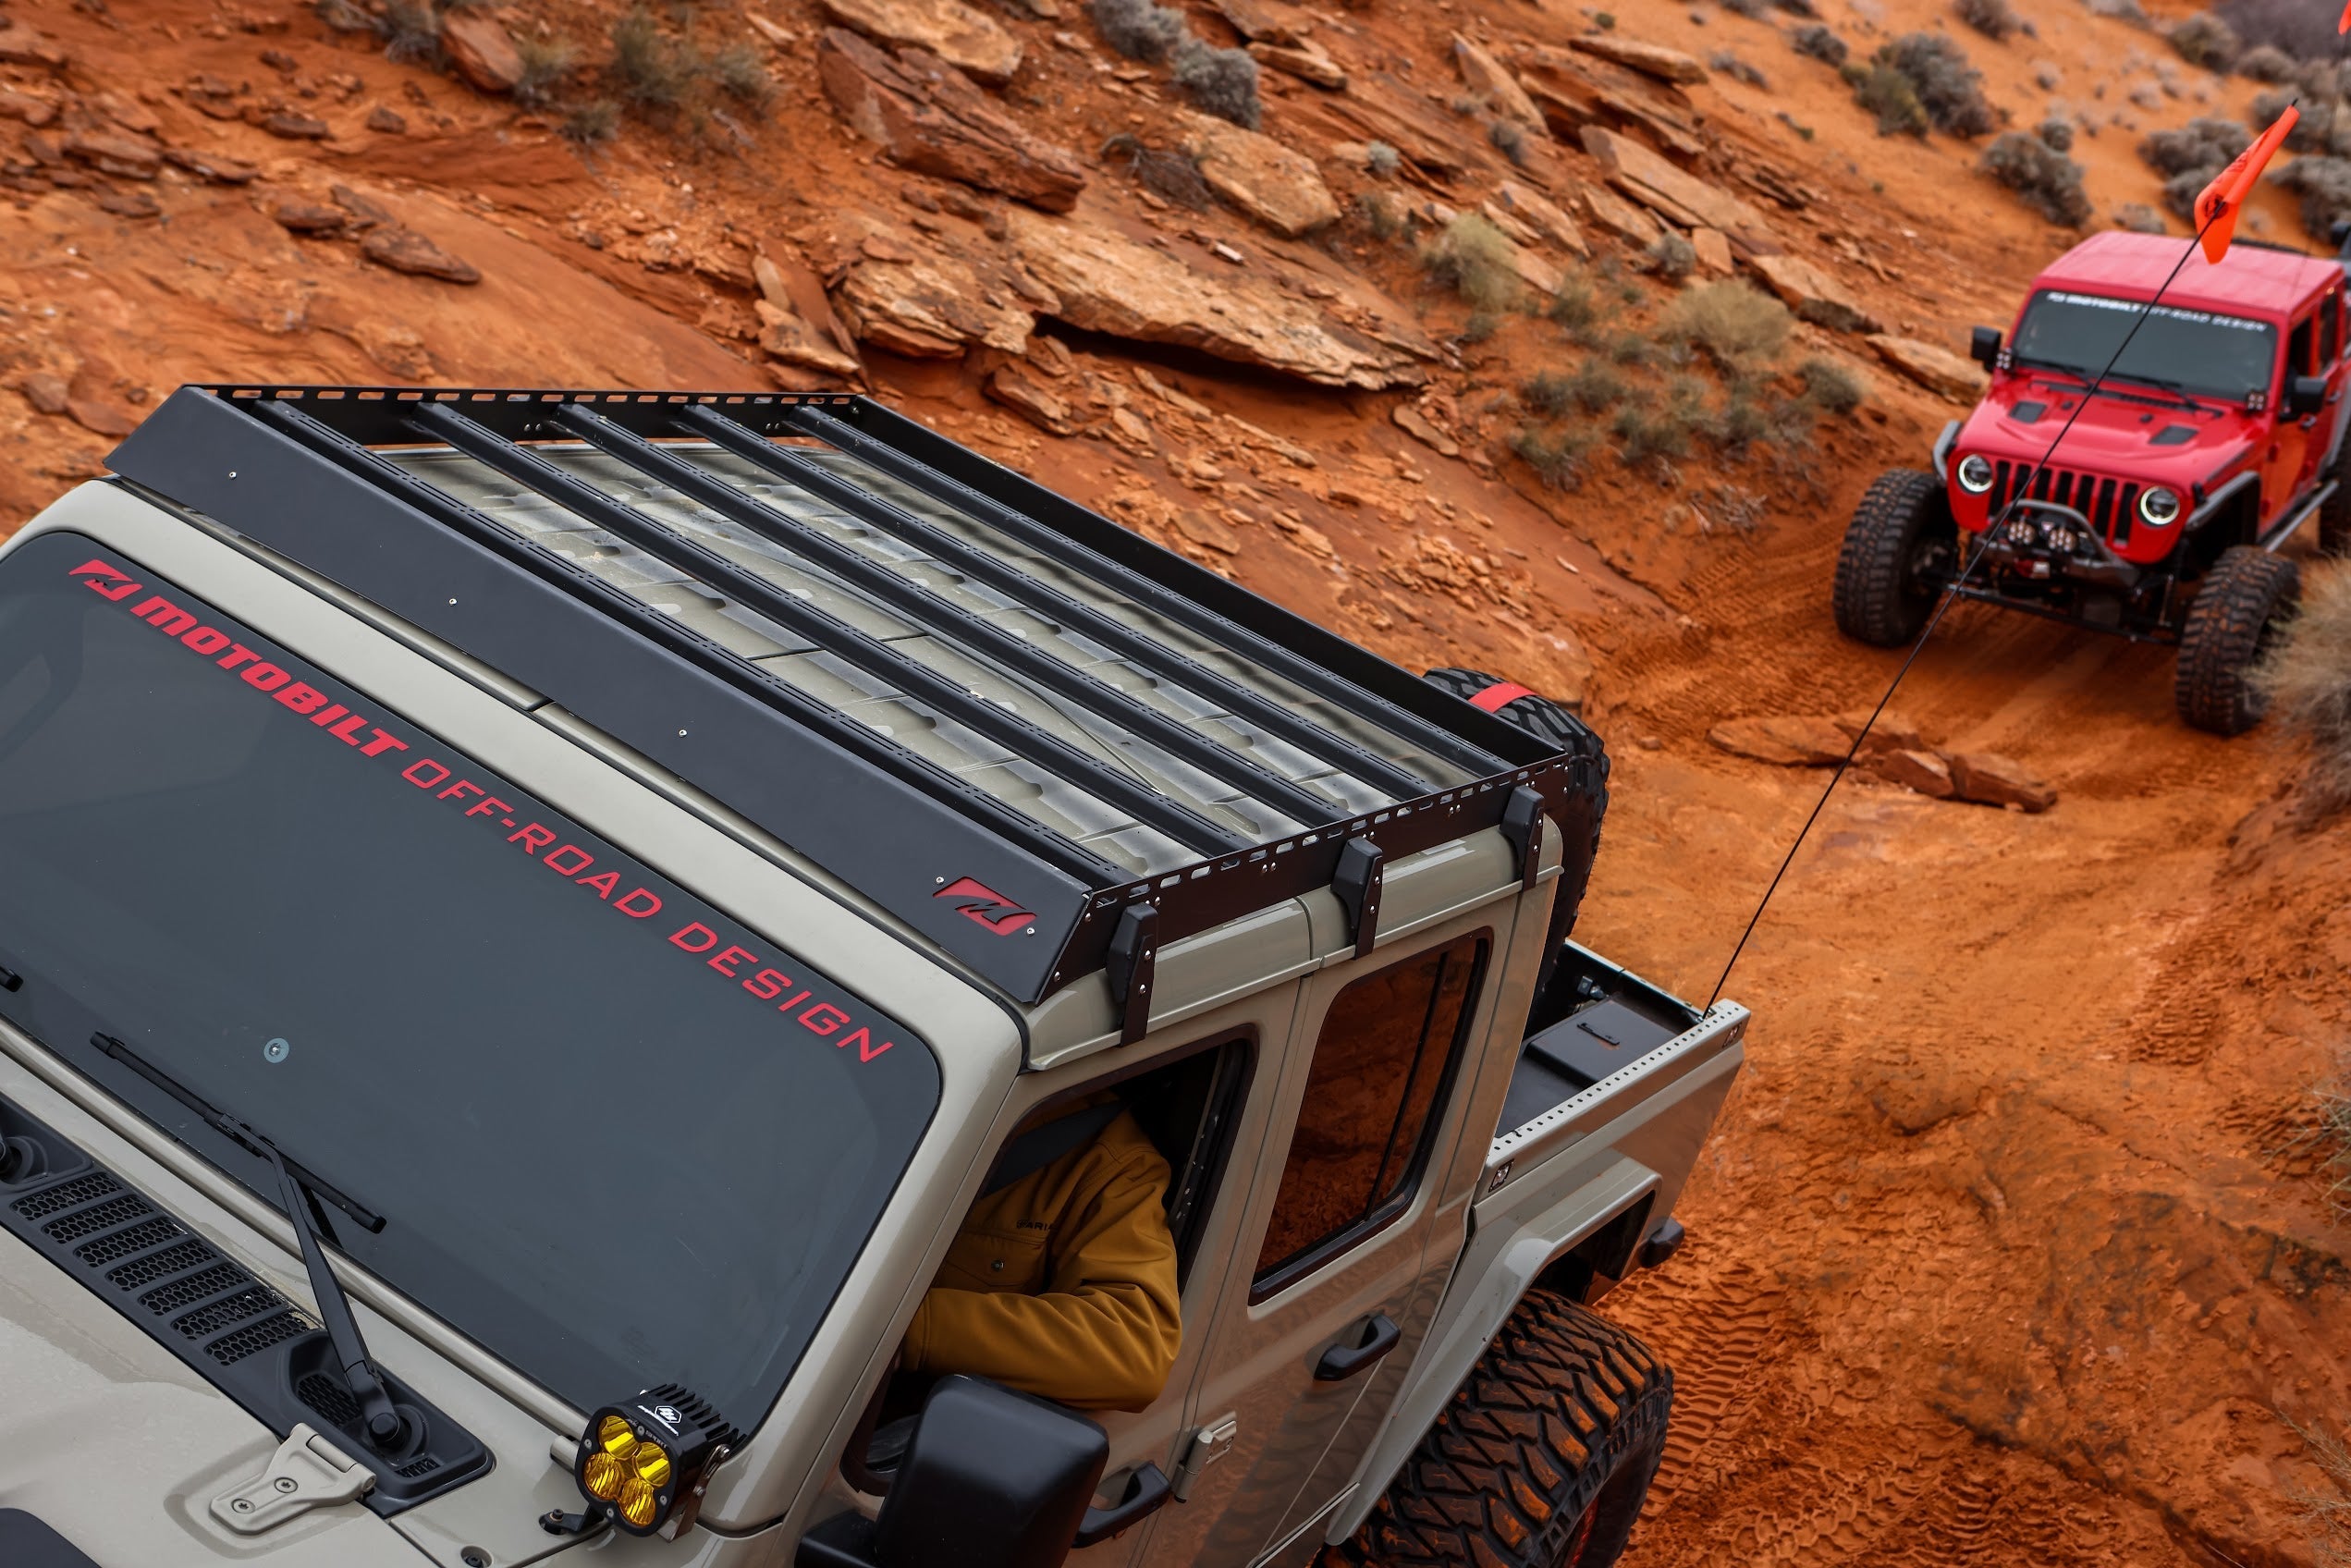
1252,934 -> 1487,1287
2291,313 -> 2316,376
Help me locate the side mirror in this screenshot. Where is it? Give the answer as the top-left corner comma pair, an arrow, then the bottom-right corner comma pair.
2287,374 -> 2329,418
802,1377 -> 1157,1568
1969,326 -> 2003,368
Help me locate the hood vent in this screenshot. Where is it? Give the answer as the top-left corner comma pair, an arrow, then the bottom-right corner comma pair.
2012,400 -> 2048,423
2151,424 -> 2196,446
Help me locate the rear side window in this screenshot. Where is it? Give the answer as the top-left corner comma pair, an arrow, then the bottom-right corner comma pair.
2324,293 -> 2344,366
1252,933 -> 1488,1288
2291,313 -> 2316,376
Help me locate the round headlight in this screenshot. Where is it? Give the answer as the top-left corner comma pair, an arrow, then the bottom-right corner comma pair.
2139,485 -> 2182,527
1956,454 -> 1996,494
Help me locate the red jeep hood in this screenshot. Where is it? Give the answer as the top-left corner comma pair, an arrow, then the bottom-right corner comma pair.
1957,376 -> 2259,487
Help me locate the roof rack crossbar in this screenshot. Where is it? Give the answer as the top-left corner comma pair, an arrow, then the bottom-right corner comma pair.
407,403 -> 1250,859
555,406 -> 1342,830
777,405 -> 1509,779
251,398 -> 1124,888
676,405 -> 1433,802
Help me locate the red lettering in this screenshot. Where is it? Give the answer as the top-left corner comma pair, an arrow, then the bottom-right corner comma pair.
464,796 -> 514,820
776,990 -> 812,1015
309,704 -> 350,729
240,663 -> 289,692
743,968 -> 790,1000
575,870 -> 620,900
216,643 -> 260,671
800,1003 -> 851,1037
437,779 -> 485,804
544,845 -> 594,876
328,714 -> 371,745
508,823 -> 557,854
131,595 -> 199,638
614,888 -> 663,919
402,759 -> 452,790
838,1027 -> 894,1062
274,682 -> 331,717
670,923 -> 719,953
707,945 -> 757,979
182,627 -> 231,656
359,729 -> 408,758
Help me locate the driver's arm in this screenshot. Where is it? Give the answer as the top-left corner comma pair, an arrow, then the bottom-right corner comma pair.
897,1115 -> 1181,1413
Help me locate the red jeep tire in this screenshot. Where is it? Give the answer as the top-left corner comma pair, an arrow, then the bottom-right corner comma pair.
1832,469 -> 1954,648
2175,546 -> 2299,737
1322,1291 -> 1671,1568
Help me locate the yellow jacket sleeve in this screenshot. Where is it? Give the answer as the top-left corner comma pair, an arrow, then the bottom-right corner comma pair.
900,1109 -> 1182,1413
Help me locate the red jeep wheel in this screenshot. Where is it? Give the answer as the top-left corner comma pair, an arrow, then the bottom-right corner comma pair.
2176,545 -> 2299,736
1832,469 -> 1954,648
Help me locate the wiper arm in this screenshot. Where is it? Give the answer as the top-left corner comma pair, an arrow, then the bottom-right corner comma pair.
2013,356 -> 2201,411
93,1033 -> 406,1451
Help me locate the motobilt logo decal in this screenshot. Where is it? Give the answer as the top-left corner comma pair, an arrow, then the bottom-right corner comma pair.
934,876 -> 1035,936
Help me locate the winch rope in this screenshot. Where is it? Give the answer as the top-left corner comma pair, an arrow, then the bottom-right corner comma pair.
1703,206 -> 2237,1010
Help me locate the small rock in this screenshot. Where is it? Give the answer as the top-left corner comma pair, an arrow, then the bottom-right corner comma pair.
1581,126 -> 1776,249
272,201 -> 347,235
441,11 -> 522,93
366,104 -> 407,134
1831,706 -> 1927,754
986,362 -> 1082,435
1170,506 -> 1243,555
1104,404 -> 1157,458
1861,747 -> 1954,798
1491,179 -> 1588,257
1946,752 -> 2056,813
18,372 -> 67,415
162,147 -> 260,184
1248,41 -> 1343,90
1578,180 -> 1661,247
0,88 -> 56,127
1134,365 -> 1211,417
1392,402 -> 1459,458
1211,240 -> 1245,263
815,0 -> 1021,86
262,111 -> 331,140
754,299 -> 864,378
0,27 -> 69,69
94,187 -> 161,220
1867,334 -> 1984,403
817,30 -> 1085,213
1707,714 -> 1852,766
1689,227 -> 1733,276
1748,251 -> 1880,335
360,227 -> 482,284
330,184 -> 395,228
1567,33 -> 1707,85
1452,34 -> 1545,129
1179,109 -> 1339,238
62,131 -> 160,180
67,396 -> 137,437
1206,0 -> 1311,45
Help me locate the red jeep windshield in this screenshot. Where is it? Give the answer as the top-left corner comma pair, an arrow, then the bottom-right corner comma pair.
0,531 -> 939,1430
2012,289 -> 2278,401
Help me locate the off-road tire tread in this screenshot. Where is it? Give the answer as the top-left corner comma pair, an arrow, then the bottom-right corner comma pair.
1833,468 -> 1947,647
2175,545 -> 2298,737
1322,1290 -> 1671,1568
2320,434 -> 2351,557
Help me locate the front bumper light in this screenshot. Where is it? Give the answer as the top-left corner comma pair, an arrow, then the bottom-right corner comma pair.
2138,485 -> 2182,527
1956,453 -> 1996,494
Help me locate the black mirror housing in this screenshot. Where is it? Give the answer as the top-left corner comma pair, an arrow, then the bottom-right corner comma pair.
1969,326 -> 2003,368
2289,374 -> 2329,418
876,1377 -> 1108,1568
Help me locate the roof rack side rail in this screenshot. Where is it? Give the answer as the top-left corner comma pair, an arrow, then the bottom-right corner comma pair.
406,402 -> 1250,859
675,405 -> 1435,802
775,404 -> 1513,778
555,406 -> 1342,829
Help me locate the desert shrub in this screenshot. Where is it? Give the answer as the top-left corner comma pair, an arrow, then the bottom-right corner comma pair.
709,43 -> 775,109
1710,50 -> 1769,87
2253,86 -> 2343,155
1421,214 -> 1522,312
1953,0 -> 2021,42
2086,0 -> 2149,21
1852,62 -> 1929,138
2215,0 -> 2351,61
313,0 -> 376,31
1489,117 -> 1530,165
1789,24 -> 1849,66
2273,155 -> 2351,241
1365,141 -> 1401,177
513,35 -> 579,108
1659,280 -> 1792,369
1876,32 -> 1998,138
2293,1416 -> 2351,1563
2167,11 -> 2241,71
610,6 -> 692,108
1359,190 -> 1406,239
2112,202 -> 2168,232
381,0 -> 441,64
1462,312 -> 1501,343
1102,133 -> 1212,208
1549,277 -> 1598,340
562,98 -> 619,144
2235,42 -> 2296,81
1722,0 -> 1772,15
2258,560 -> 2351,810
1510,424 -> 1592,489
1091,0 -> 1184,63
1615,380 -> 1708,471
2038,116 -> 2075,153
1797,356 -> 1866,414
1172,38 -> 1260,129
1609,330 -> 1657,366
1645,232 -> 1698,280
1525,361 -> 1627,416
2141,116 -> 2248,177
1983,130 -> 2092,226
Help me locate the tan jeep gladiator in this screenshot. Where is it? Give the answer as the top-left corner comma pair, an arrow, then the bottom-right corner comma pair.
0,386 -> 1746,1568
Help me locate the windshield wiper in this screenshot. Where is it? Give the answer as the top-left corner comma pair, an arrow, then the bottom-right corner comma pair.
93,1032 -> 407,1451
2013,356 -> 2204,412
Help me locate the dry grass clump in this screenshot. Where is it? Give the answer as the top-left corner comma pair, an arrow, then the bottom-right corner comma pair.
2166,11 -> 2241,71
610,6 -> 692,108
1953,0 -> 2023,43
2257,558 -> 2351,812
1878,33 -> 1998,137
1359,190 -> 1407,240
1509,425 -> 1592,490
514,35 -> 579,107
1102,133 -> 1211,208
2273,157 -> 2351,244
2235,42 -> 2297,81
1421,214 -> 1522,313
1982,129 -> 2092,227
563,99 -> 620,144
1849,60 -> 1929,138
1659,280 -> 1792,370
381,0 -> 443,64
1790,24 -> 1849,67
1488,117 -> 1530,165
1797,356 -> 1865,414
1644,232 -> 1697,279
1524,361 -> 1627,417
2215,0 -> 2351,63
1173,38 -> 1260,128
2112,202 -> 2168,233
2142,116 -> 2251,215
1709,50 -> 1769,88
2293,1416 -> 2351,1565
1091,0 -> 1184,62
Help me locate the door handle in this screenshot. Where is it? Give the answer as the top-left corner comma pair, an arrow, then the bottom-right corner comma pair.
1314,1313 -> 1402,1381
1072,1462 -> 1172,1547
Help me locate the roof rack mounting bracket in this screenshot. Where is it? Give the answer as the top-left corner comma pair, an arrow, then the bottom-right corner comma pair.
1500,786 -> 1546,892
1333,837 -> 1384,959
1106,902 -> 1158,1046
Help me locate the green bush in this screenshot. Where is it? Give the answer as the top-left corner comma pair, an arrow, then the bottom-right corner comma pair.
1510,424 -> 1592,489
1659,280 -> 1792,370
514,35 -> 579,108
1953,0 -> 2021,42
1645,232 -> 1697,280
1982,131 -> 2093,227
1871,33 -> 1996,138
1549,277 -> 1598,341
1421,214 -> 1522,313
1797,356 -> 1866,414
710,43 -> 775,110
610,6 -> 692,109
1853,62 -> 1929,138
1524,361 -> 1627,417
1790,24 -> 1849,67
2167,12 -> 2240,71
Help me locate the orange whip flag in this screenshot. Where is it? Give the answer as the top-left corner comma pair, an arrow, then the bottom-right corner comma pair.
2193,104 -> 2298,265
2342,0 -> 2350,31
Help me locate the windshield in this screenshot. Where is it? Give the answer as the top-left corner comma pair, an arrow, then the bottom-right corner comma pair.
0,532 -> 939,1431
2011,288 -> 2279,401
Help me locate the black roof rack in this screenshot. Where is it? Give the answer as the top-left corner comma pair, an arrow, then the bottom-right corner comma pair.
105,387 -> 1604,1029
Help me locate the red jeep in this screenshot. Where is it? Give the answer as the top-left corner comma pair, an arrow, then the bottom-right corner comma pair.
1833,230 -> 2349,734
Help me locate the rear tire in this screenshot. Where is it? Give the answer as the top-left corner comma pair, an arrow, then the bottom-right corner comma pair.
2175,545 -> 2298,737
1423,668 -> 1594,755
1322,1291 -> 1671,1568
1832,468 -> 1953,648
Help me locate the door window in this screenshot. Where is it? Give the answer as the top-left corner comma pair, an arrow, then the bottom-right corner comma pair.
2290,312 -> 2317,378
2323,293 -> 2344,366
1251,933 -> 1488,1292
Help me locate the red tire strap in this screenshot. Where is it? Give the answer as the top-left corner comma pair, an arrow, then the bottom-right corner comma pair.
1469,680 -> 1535,713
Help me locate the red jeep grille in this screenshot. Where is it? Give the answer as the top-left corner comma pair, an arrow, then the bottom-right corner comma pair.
1990,460 -> 2140,548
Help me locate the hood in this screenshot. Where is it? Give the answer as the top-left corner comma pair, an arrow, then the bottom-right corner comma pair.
0,1226 -> 422,1566
1959,374 -> 2260,487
